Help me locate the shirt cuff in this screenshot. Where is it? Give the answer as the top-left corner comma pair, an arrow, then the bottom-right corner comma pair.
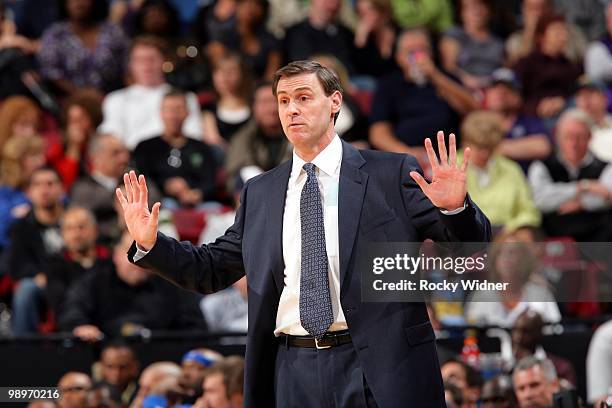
439,200 -> 468,215
133,244 -> 149,262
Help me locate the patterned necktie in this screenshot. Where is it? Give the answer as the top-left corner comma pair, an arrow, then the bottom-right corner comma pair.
299,163 -> 334,339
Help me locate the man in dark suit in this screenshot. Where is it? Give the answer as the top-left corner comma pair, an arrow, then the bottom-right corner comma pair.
117,60 -> 491,407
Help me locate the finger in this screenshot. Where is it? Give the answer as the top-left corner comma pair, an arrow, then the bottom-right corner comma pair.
424,138 -> 439,170
448,133 -> 457,167
437,131 -> 448,166
123,173 -> 133,203
130,171 -> 141,204
410,171 -> 429,192
150,202 -> 161,227
139,174 -> 148,205
115,188 -> 128,210
460,147 -> 472,172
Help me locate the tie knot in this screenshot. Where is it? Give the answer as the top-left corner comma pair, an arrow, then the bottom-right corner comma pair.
303,163 -> 317,177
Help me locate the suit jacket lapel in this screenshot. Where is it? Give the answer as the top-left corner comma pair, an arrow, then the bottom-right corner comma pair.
338,141 -> 367,295
267,159 -> 292,294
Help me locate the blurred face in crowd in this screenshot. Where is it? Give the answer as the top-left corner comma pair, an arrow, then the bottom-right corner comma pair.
522,0 -> 550,21
135,363 -> 180,403
61,208 -> 97,254
57,372 -> 92,408
100,346 -> 139,390
12,110 -> 39,139
237,0 -> 265,29
512,312 -> 543,357
212,57 -> 242,97
27,169 -> 63,210
67,104 -> 94,135
356,0 -> 389,27
92,135 -> 130,179
485,84 -> 522,115
539,21 -> 568,56
442,361 -> 468,390
575,88 -> 608,123
113,233 -> 151,286
142,4 -> 172,35
607,3 -> 612,35
202,373 -> 231,408
466,143 -> 493,169
180,360 -> 208,392
130,44 -> 165,87
276,72 -> 341,153
310,0 -> 341,24
461,0 -> 490,29
556,117 -> 591,166
481,377 -> 515,408
66,0 -> 93,22
21,148 -> 46,182
513,366 -> 558,408
161,94 -> 189,137
395,30 -> 432,77
253,85 -> 280,134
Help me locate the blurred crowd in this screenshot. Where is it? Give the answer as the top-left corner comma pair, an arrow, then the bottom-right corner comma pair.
1,0 -> 612,406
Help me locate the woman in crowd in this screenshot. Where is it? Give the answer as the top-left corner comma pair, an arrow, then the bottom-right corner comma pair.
439,0 -> 505,90
46,90 -> 103,191
0,95 -> 41,154
202,53 -> 253,147
37,0 -> 130,95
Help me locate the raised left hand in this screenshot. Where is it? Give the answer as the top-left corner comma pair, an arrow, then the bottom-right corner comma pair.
410,131 -> 470,211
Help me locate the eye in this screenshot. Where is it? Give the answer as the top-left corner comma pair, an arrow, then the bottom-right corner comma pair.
300,96 -> 309,102
279,98 -> 288,105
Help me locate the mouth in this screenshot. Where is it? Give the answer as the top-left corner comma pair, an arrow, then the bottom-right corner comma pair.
288,123 -> 305,128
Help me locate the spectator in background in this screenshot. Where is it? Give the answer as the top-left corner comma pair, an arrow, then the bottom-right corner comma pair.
513,356 -> 560,408
555,0 -> 606,41
460,110 -> 541,232
484,68 -> 551,172
513,14 -> 582,120
585,3 -> 612,89
511,310 -> 577,385
58,231 -> 206,341
224,81 -> 290,192
574,79 -> 612,162
9,166 -> 64,335
202,53 -> 253,147
466,232 -> 561,327
0,134 -> 45,257
283,0 -> 356,74
47,90 -> 103,191
0,95 -> 40,154
528,109 -> 612,241
193,0 -> 237,63
353,0 -> 398,78
99,36 -> 203,150
480,376 -> 517,408
97,342 -> 140,406
131,361 -> 182,408
201,276 -> 248,333
506,0 -> 587,65
38,0 -> 129,95
57,372 -> 93,408
390,0 -> 453,33
369,28 -> 478,157
45,207 -> 112,327
134,90 -> 220,208
439,0 -> 505,90
124,0 -> 180,40
312,54 -> 369,146
440,358 -> 483,408
195,356 -> 245,408
586,319 -> 612,406
179,348 -> 223,404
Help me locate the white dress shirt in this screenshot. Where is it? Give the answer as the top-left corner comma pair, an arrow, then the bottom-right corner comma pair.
274,135 -> 347,336
99,83 -> 203,150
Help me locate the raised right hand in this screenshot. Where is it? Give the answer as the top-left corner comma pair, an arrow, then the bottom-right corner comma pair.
115,170 -> 161,251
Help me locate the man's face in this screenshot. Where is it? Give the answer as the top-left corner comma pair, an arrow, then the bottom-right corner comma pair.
522,0 -> 549,20
511,315 -> 542,353
161,95 -> 189,135
58,373 -> 92,408
575,88 -> 607,120
311,0 -> 341,23
465,143 -> 494,169
95,136 -> 130,179
202,373 -> 231,408
100,347 -> 138,389
276,73 -> 341,151
129,45 -> 164,86
557,119 -> 591,165
395,32 -> 431,76
27,170 -> 63,210
441,361 -> 468,389
513,366 -> 557,408
254,86 -> 280,132
61,209 -> 97,254
485,84 -> 521,113
180,360 -> 207,391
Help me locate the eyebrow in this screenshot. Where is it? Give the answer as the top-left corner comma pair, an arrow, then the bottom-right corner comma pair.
276,86 -> 314,95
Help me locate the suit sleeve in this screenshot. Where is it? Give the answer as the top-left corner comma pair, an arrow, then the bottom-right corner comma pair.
399,155 -> 491,242
127,183 -> 248,294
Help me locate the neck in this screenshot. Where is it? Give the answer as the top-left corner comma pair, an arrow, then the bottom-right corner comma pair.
540,44 -> 560,57
34,204 -> 62,225
294,130 -> 335,162
69,246 -> 97,266
464,23 -> 488,39
70,20 -> 94,32
309,11 -> 332,29
161,131 -> 186,146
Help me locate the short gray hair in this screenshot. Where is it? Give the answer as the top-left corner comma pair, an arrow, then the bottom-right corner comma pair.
557,108 -> 594,133
513,356 -> 558,383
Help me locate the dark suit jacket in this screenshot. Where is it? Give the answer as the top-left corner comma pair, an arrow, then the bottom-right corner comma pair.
130,142 -> 491,407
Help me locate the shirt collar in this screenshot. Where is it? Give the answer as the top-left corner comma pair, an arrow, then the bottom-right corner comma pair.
291,134 -> 342,179
91,171 -> 118,191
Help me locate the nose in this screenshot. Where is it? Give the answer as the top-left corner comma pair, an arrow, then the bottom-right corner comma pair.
287,100 -> 300,116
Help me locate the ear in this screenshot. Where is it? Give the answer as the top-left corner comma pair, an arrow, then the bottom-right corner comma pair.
330,90 -> 343,116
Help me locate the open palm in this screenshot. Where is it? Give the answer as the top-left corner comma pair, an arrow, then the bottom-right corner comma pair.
115,171 -> 161,251
410,131 -> 470,211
